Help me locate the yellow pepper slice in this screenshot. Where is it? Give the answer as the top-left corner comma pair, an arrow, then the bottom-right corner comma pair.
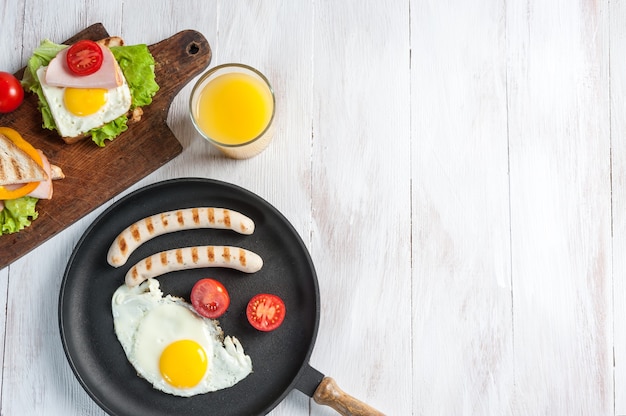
0,127 -> 44,200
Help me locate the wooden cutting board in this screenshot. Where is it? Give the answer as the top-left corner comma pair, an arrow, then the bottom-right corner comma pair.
0,23 -> 212,269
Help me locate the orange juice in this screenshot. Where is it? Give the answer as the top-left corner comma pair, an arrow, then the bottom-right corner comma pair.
190,64 -> 275,159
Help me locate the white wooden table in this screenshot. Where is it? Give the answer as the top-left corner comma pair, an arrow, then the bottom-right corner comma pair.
1,0 -> 625,415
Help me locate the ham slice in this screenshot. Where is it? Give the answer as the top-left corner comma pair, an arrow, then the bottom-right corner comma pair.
44,43 -> 122,89
26,151 -> 54,200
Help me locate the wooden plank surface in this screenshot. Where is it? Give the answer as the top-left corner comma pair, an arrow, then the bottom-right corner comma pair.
611,0 -> 626,413
507,1 -> 613,413
311,1 -> 411,414
412,1 -> 513,413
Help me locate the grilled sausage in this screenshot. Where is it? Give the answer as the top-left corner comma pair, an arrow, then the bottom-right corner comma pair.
125,245 -> 263,287
107,207 -> 255,267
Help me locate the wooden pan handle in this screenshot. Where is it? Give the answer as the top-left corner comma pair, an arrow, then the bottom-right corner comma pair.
313,376 -> 386,416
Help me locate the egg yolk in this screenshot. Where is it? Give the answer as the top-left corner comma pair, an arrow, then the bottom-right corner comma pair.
63,87 -> 107,116
159,339 -> 208,388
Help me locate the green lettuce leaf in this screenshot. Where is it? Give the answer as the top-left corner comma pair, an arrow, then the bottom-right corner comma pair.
110,44 -> 159,108
21,39 -> 159,147
22,40 -> 67,131
0,197 -> 39,235
89,115 -> 128,147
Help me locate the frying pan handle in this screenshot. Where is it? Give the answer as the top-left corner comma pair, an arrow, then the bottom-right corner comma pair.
313,376 -> 386,416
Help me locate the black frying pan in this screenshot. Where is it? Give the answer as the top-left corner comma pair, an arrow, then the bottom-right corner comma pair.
59,178 -> 383,415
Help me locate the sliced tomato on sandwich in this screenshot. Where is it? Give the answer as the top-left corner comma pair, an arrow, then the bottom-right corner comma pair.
65,40 -> 104,76
0,127 -> 45,200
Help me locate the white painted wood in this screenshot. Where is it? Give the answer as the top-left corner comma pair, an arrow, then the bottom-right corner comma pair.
0,0 -> 624,415
0,0 -> 25,73
411,1 -> 513,414
506,1 -> 612,414
310,1 -> 410,415
610,0 -> 626,414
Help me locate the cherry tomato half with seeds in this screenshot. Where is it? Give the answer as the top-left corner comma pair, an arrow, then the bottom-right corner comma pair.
190,278 -> 230,319
0,72 -> 24,113
246,293 -> 286,332
65,40 -> 104,76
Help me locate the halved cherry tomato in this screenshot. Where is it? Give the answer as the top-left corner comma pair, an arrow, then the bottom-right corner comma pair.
0,72 -> 24,113
65,40 -> 104,76
0,127 -> 43,200
190,278 -> 230,319
246,293 -> 286,332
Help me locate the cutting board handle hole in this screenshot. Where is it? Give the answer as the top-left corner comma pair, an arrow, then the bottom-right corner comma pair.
187,42 -> 200,55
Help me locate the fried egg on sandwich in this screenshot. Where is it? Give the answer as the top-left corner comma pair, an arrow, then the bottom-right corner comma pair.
36,42 -> 131,140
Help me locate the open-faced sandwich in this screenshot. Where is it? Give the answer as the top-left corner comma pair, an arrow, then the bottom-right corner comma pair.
21,37 -> 159,147
0,127 -> 64,235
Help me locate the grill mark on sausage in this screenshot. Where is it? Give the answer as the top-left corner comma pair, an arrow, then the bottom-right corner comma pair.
224,209 -> 231,228
130,224 -> 141,242
176,210 -> 184,226
239,248 -> 247,267
160,252 -> 168,265
222,246 -> 231,263
192,208 -> 200,225
176,248 -> 183,264
118,237 -> 127,256
207,246 -> 215,263
146,217 -> 154,235
208,207 -> 215,224
191,247 -> 199,264
161,213 -> 169,227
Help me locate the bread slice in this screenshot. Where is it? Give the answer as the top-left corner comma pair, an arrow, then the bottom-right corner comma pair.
50,164 -> 65,180
97,36 -> 124,48
61,133 -> 89,145
0,133 -> 48,185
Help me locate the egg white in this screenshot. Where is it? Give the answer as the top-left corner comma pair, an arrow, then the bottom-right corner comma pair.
36,66 -> 131,138
111,279 -> 253,397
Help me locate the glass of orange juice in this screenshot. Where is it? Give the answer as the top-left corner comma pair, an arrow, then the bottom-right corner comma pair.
189,63 -> 275,159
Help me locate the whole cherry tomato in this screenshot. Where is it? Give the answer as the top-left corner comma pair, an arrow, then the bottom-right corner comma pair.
0,72 -> 24,113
